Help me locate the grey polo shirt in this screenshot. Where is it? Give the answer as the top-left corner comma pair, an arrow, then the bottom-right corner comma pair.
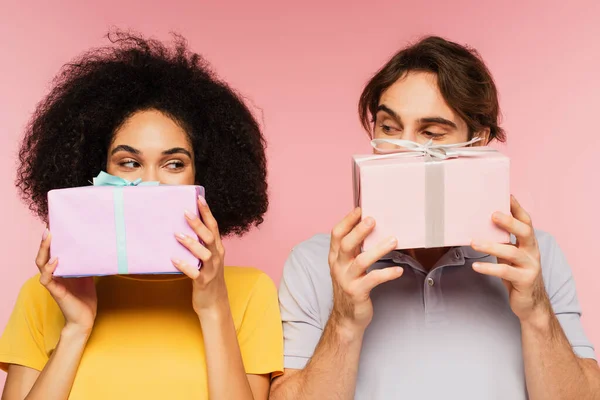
279,230 -> 596,399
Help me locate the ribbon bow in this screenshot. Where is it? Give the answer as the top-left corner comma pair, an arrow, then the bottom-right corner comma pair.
92,171 -> 160,186
91,171 -> 159,274
368,137 -> 494,161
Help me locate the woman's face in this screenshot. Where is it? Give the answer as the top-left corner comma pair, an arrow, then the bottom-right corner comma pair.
107,110 -> 196,185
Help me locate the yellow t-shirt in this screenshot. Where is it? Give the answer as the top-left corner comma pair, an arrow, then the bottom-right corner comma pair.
0,267 -> 283,399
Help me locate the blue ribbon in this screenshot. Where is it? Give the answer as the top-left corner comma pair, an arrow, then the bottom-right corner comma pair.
93,171 -> 160,187
93,171 -> 159,274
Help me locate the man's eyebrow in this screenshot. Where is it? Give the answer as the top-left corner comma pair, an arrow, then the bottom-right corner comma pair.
418,117 -> 458,129
376,104 -> 402,124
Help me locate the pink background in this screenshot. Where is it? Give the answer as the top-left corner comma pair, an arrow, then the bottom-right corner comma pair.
1,0 -> 599,390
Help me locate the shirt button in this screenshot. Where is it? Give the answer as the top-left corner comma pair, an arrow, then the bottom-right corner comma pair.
427,277 -> 435,287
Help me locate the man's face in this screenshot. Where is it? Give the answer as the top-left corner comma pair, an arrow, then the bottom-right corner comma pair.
373,71 -> 487,151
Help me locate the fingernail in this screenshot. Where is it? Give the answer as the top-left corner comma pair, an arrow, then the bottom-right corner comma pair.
472,262 -> 481,269
388,236 -> 398,246
176,233 -> 187,240
492,212 -> 502,220
42,228 -> 49,241
184,209 -> 197,220
471,240 -> 483,248
364,217 -> 374,227
49,257 -> 57,264
171,258 -> 181,265
198,195 -> 207,206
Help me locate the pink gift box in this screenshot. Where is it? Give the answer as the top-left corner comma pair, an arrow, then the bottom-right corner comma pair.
353,148 -> 510,251
48,185 -> 204,277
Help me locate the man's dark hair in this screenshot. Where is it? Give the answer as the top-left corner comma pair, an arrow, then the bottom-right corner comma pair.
359,36 -> 505,142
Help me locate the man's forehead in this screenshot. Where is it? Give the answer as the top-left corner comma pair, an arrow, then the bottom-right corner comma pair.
377,72 -> 461,125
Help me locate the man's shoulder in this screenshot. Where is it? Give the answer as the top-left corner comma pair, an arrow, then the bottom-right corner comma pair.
532,229 -> 576,291
534,229 -> 557,249
283,233 -> 333,287
291,233 -> 331,258
533,229 -> 564,266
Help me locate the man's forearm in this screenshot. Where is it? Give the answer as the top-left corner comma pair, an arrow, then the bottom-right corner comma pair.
522,309 -> 600,400
271,315 -> 364,400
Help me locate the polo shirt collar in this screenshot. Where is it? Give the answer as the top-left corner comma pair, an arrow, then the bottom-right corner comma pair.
379,246 -> 490,264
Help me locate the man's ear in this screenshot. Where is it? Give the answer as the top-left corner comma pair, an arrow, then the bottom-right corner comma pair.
472,127 -> 491,146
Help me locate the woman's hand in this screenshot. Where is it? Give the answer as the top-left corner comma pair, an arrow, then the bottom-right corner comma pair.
36,229 -> 97,335
172,195 -> 228,316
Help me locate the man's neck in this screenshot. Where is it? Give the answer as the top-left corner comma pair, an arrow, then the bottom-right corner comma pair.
405,247 -> 450,272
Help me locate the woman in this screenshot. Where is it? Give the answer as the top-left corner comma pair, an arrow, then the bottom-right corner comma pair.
0,31 -> 282,399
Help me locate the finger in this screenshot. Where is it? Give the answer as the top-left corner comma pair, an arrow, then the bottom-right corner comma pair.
491,211 -> 536,249
338,217 -> 377,263
38,257 -> 63,295
171,258 -> 200,280
184,209 -> 216,250
175,233 -> 212,262
196,196 -> 221,245
360,266 -> 404,292
349,236 -> 398,277
35,228 -> 51,270
330,208 -> 362,253
510,195 -> 533,226
470,241 -> 530,267
472,262 -> 523,283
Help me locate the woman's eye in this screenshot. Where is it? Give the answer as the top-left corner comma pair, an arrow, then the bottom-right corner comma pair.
120,160 -> 140,169
165,161 -> 185,170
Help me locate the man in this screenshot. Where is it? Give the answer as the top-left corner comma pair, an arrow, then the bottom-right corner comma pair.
270,36 -> 600,399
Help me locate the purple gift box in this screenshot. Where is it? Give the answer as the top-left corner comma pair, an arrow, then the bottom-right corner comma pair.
48,180 -> 204,277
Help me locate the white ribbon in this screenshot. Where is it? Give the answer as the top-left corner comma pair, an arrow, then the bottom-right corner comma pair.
361,137 -> 494,162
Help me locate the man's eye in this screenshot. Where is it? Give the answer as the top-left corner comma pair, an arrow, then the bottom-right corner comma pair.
380,123 -> 398,133
423,131 -> 445,139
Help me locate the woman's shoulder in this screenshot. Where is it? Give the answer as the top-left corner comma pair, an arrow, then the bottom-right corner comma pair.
2,274 -> 61,340
15,274 -> 53,306
224,265 -> 268,278
223,266 -> 277,300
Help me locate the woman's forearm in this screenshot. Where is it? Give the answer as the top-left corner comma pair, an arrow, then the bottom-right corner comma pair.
25,325 -> 90,400
199,301 -> 255,400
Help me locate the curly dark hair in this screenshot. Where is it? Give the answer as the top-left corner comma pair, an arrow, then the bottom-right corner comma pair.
15,31 -> 268,237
